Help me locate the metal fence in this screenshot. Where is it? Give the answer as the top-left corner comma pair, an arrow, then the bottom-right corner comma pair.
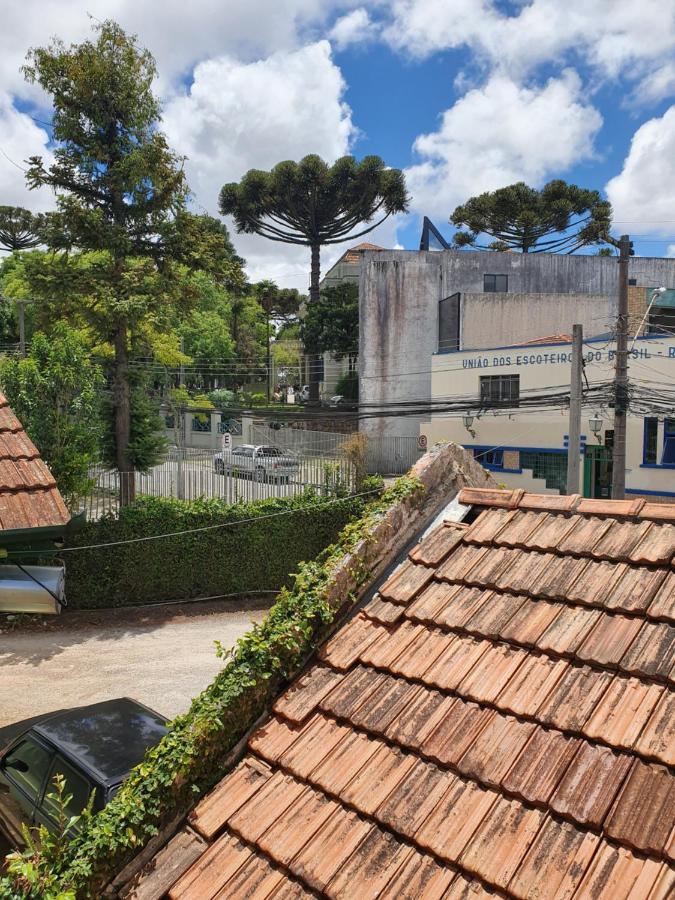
81,447 -> 357,521
251,425 -> 423,475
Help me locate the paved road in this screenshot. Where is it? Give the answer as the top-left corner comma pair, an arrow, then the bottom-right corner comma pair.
0,599 -> 269,728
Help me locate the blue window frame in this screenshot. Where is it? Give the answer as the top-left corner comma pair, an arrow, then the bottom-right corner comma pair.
473,447 -> 504,469
663,419 -> 675,465
643,418 -> 658,464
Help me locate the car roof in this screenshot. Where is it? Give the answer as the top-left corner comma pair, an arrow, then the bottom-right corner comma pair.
30,698 -> 168,788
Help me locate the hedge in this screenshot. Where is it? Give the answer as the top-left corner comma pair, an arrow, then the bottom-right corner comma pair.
62,489 -> 376,609
0,475 -> 422,899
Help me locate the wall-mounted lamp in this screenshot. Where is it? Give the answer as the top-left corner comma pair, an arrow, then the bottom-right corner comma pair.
462,415 -> 474,429
589,416 -> 603,436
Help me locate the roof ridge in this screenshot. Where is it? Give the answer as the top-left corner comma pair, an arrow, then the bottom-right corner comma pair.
459,488 -> 675,523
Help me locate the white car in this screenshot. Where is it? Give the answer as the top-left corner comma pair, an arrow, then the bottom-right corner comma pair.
213,445 -> 300,483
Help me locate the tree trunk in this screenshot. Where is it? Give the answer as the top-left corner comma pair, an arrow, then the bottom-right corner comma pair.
113,319 -> 135,506
309,243 -> 321,404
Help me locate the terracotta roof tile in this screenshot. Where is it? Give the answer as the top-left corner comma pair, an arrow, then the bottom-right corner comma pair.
374,849 -> 456,900
189,759 -> 272,840
549,742 -> 633,827
168,831 -> 254,900
496,654 -> 569,718
649,571 -> 675,622
361,593 -> 405,624
459,797 -> 545,889
156,489 -> 675,898
319,613 -> 381,670
273,665 -> 344,724
415,776 -> 499,861
408,522 -> 467,566
605,760 -> 675,856
535,665 -> 614,731
502,727 -> 581,806
620,622 -> 675,681
572,842 -> 666,900
634,690 -> 675,766
378,559 -> 434,604
576,614 -> 643,668
582,677 -> 665,749
508,816 -> 600,900
289,805 -> 372,893
455,712 -> 536,788
324,828 -> 414,899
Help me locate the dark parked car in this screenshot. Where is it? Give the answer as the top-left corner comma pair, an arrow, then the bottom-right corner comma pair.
0,698 -> 168,848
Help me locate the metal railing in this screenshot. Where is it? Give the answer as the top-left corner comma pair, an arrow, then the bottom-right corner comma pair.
81,447 -> 357,520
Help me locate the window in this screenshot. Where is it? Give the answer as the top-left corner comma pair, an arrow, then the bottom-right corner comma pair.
3,738 -> 53,802
483,274 -> 508,292
41,756 -> 94,824
480,374 -> 520,407
473,448 -> 504,469
644,418 -> 658,464
663,419 -> 675,465
164,414 -> 175,429
628,278 -> 637,286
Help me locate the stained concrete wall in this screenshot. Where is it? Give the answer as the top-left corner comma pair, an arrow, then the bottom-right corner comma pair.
359,249 -> 675,441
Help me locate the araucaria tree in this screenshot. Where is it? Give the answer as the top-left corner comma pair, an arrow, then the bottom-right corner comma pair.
451,181 -> 612,253
0,206 -> 43,252
21,21 -> 198,504
220,155 -> 408,399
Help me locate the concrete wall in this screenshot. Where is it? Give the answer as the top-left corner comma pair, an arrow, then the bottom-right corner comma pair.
360,249 -> 675,442
460,292 -> 613,350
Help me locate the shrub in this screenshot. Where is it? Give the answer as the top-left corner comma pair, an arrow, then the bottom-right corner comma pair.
63,492 -> 370,610
335,371 -> 358,400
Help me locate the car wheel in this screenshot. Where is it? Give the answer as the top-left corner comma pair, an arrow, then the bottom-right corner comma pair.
255,467 -> 267,483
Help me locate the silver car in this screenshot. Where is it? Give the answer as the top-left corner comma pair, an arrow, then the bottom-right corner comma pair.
213,445 -> 300,483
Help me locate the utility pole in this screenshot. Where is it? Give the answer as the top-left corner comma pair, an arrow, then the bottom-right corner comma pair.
177,335 -> 185,501
566,324 -> 583,495
612,234 -> 632,499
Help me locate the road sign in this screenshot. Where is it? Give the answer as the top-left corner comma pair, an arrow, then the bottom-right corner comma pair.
418,434 -> 428,450
221,432 -> 232,452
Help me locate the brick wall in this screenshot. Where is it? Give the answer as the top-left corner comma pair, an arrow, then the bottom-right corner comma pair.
628,285 -> 647,334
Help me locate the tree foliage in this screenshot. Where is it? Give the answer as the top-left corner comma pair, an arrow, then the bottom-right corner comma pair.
302,282 -> 359,359
0,206 -> 43,252
451,180 -> 612,253
220,155 -> 407,399
20,20 -> 230,501
0,324 -> 104,507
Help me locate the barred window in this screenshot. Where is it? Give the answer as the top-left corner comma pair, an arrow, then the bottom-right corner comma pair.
480,374 -> 520,407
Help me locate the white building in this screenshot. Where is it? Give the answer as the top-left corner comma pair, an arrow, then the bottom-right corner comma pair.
421,333 -> 675,502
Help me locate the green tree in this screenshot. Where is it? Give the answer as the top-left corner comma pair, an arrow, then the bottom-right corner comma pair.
0,206 -> 43,252
302,282 -> 359,362
0,324 -> 104,508
20,20 -> 219,503
220,155 -> 408,400
253,280 -> 303,400
451,181 -> 612,253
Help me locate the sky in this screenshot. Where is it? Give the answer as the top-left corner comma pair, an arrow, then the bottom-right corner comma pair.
1,0 -> 675,290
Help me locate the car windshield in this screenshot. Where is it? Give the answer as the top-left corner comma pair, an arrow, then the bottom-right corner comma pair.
259,447 -> 283,456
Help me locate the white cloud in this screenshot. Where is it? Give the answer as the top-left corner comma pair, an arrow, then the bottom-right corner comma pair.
162,41 -> 357,284
385,0 -> 675,101
605,105 -> 675,237
404,71 -> 602,220
0,93 -> 53,211
329,8 -> 377,50
667,244 -> 675,258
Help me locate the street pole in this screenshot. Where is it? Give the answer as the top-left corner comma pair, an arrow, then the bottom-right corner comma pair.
566,324 -> 583,495
177,336 -> 185,501
611,234 -> 631,500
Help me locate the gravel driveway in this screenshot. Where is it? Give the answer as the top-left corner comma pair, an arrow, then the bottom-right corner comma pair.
0,599 -> 270,728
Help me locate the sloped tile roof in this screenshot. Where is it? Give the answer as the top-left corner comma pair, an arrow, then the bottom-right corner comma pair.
0,392 -> 69,531
152,490 -> 675,899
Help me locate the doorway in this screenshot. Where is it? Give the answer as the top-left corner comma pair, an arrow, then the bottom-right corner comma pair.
583,445 -> 613,498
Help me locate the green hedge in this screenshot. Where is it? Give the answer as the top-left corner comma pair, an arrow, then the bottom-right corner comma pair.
0,475 -> 421,899
62,491 -> 372,610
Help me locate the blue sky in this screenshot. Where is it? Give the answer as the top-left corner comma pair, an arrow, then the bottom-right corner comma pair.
1,1 -> 674,285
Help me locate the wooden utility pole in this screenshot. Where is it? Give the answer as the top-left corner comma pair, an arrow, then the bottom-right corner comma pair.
566,324 -> 583,495
611,234 -> 632,499
17,301 -> 26,357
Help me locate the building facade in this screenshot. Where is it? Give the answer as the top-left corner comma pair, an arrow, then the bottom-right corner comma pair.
359,249 -> 675,440
420,333 -> 675,500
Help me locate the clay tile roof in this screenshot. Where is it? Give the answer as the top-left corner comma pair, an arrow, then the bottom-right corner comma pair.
343,242 -> 385,263
0,392 -> 69,532
152,488 -> 675,899
521,333 -> 572,345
